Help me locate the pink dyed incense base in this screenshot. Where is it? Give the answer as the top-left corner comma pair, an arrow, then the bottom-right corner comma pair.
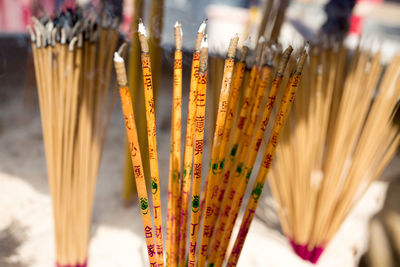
56,260 -> 87,267
289,239 -> 325,264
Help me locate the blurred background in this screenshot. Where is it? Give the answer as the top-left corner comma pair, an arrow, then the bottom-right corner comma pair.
1,0 -> 400,266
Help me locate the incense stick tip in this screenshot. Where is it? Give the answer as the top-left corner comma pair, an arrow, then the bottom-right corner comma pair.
240,43 -> 250,61
277,45 -> 293,73
27,26 -> 36,42
174,22 -> 183,50
295,44 -> 308,73
228,34 -> 239,58
138,19 -> 147,37
114,52 -> 124,63
114,52 -> 128,86
118,42 -> 128,56
77,33 -> 83,48
61,28 -> 66,44
304,42 -> 310,55
199,35 -> 209,72
138,20 -> 149,52
69,37 -> 77,51
198,20 -> 207,33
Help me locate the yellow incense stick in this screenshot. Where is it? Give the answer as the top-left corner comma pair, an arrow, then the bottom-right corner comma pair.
188,37 -> 209,266
138,21 -> 164,265
166,21 -> 183,266
213,47 -> 293,266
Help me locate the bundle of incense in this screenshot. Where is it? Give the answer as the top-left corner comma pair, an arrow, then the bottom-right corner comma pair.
208,45 -> 294,267
115,20 -> 306,267
199,37 -> 267,257
227,47 -> 308,266
29,9 -> 118,267
269,44 -> 400,263
113,22 -> 208,267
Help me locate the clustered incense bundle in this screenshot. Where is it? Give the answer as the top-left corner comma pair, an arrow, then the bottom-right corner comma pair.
29,9 -> 118,267
114,18 -> 309,266
270,44 -> 400,263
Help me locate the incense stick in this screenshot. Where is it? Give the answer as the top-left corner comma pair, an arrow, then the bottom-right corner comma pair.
188,36 -> 209,266
166,21 -> 183,266
138,20 -> 164,266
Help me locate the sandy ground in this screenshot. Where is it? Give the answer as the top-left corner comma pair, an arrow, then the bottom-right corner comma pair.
1,37 -> 400,267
